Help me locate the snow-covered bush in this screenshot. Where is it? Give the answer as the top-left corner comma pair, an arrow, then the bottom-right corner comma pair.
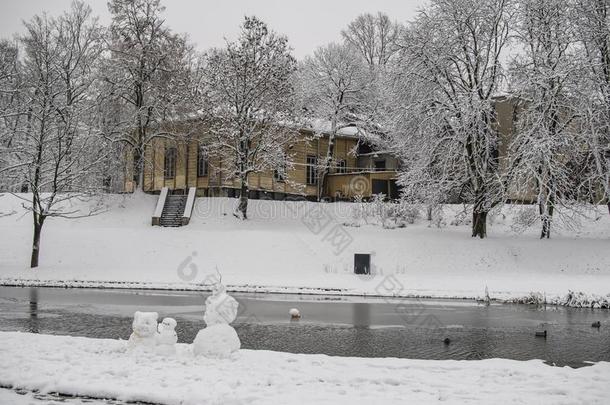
559,291 -> 610,309
509,291 -> 610,308
428,205 -> 446,228
510,292 -> 546,305
347,195 -> 421,229
487,206 -> 506,226
345,195 -> 366,227
450,208 -> 471,226
510,206 -> 539,233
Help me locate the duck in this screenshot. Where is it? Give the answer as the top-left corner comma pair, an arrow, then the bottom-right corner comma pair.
535,330 -> 547,338
591,321 -> 601,328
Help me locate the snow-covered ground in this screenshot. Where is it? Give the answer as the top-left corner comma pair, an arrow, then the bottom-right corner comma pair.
0,389 -> 119,405
0,331 -> 608,405
1,193 -> 609,302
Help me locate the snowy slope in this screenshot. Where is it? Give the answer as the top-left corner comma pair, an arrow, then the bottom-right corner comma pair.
0,332 -> 608,405
0,193 -> 609,302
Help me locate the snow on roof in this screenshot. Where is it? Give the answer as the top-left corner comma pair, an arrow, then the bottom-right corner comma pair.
302,118 -> 365,139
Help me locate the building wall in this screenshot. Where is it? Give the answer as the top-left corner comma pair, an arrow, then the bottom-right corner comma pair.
137,130 -> 360,199
125,99 -> 545,203
494,97 -> 538,202
356,154 -> 400,171
326,171 -> 397,200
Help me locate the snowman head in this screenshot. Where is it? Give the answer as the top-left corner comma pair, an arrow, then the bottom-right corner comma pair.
158,317 -> 177,332
212,281 -> 226,296
132,311 -> 158,337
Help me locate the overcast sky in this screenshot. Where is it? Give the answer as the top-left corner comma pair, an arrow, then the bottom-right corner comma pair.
0,0 -> 427,59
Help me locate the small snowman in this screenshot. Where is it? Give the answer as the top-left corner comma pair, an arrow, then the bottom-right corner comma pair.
193,278 -> 241,358
128,311 -> 158,349
155,317 -> 178,355
203,282 -> 239,326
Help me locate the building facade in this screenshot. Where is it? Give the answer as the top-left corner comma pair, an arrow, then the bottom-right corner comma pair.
124,126 -> 400,201
124,96 -> 580,203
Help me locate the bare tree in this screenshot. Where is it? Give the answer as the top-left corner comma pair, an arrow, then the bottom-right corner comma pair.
0,39 -> 23,189
6,2 -> 107,267
389,0 -> 512,238
199,16 -> 298,219
299,42 -> 368,199
508,0 -> 583,238
341,12 -> 402,68
575,0 -> 610,214
105,0 -> 195,191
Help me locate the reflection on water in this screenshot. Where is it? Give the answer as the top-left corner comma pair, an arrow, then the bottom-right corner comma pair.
28,288 -> 38,334
1,287 -> 609,368
352,302 -> 370,327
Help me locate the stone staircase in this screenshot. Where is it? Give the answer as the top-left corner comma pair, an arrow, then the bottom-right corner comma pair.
159,194 -> 188,227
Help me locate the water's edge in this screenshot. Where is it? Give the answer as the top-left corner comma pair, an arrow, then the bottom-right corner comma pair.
2,278 -> 607,309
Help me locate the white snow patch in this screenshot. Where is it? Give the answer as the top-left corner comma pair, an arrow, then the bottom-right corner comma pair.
0,332 -> 608,404
1,194 -> 609,303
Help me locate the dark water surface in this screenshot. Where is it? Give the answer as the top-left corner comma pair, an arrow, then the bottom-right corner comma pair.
1,286 -> 609,368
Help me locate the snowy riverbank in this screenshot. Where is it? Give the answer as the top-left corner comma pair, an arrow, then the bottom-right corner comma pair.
1,193 -> 609,303
0,331 -> 608,404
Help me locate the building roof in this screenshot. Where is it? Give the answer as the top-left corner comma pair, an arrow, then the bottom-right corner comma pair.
301,119 -> 365,140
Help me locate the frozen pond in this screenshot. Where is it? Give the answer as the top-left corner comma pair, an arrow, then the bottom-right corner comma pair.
0,286 -> 609,368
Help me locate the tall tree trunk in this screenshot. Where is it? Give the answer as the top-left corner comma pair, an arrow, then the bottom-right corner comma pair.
236,176 -> 249,220
132,146 -> 144,191
133,80 -> 145,192
539,196 -> 554,239
471,210 -> 488,239
30,214 -> 44,268
319,128 -> 337,201
471,188 -> 489,238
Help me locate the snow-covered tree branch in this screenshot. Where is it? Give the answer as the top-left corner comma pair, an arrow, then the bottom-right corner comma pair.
197,16 -> 298,219
387,0 -> 512,238
4,1 -> 108,267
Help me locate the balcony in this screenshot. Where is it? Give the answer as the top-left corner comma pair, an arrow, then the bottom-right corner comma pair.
326,170 -> 399,200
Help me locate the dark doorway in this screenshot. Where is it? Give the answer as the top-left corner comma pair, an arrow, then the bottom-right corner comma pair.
354,254 -> 371,275
372,179 -> 389,196
389,180 -> 401,200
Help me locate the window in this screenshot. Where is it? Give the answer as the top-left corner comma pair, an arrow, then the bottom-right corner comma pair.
337,159 -> 347,174
306,155 -> 317,185
374,159 -> 386,171
164,147 -> 176,179
197,147 -> 208,177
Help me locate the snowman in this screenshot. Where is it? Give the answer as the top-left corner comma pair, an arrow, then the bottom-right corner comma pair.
155,317 -> 178,355
128,311 -> 159,349
192,281 -> 241,358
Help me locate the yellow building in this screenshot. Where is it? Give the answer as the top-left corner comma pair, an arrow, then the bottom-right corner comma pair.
124,125 -> 400,201
124,96 -> 550,203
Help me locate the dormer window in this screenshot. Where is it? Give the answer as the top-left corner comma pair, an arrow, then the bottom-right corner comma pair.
374,159 -> 386,171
